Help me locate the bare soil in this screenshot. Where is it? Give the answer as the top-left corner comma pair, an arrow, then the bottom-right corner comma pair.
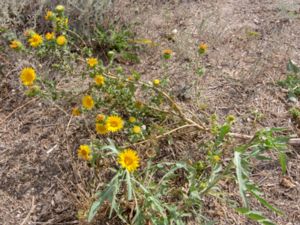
1,0 -> 300,224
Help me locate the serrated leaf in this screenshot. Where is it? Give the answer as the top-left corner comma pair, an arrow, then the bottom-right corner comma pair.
88,185 -> 115,222
234,151 -> 248,207
88,172 -> 121,222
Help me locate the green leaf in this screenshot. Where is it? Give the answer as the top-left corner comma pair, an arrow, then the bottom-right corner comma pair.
247,212 -> 267,220
100,138 -> 119,154
88,185 -> 115,222
278,151 -> 287,174
126,170 -> 133,200
219,124 -> 230,139
158,162 -> 186,185
261,221 -> 276,225
88,172 -> 121,222
236,208 -> 276,225
234,151 -> 248,207
287,59 -> 299,74
250,190 -> 282,215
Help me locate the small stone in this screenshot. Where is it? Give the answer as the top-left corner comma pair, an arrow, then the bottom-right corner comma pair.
172,29 -> 178,34
288,96 -> 298,103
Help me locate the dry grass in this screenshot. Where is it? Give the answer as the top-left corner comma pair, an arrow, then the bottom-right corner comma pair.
0,0 -> 112,35
1,0 -> 300,224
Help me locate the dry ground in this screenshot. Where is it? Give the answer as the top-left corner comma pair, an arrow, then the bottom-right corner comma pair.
1,0 -> 300,224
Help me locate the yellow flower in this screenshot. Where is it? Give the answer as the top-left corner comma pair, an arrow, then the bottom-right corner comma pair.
72,107 -> 81,116
135,101 -> 144,109
198,43 -> 208,54
127,75 -> 134,81
132,126 -> 142,134
78,145 -> 92,161
20,67 -> 36,86
162,49 -> 172,59
212,155 -> 221,163
56,35 -> 67,46
96,114 -> 105,122
87,57 -> 98,68
28,33 -> 43,47
129,117 -> 136,123
9,40 -> 22,49
163,49 -> 172,55
45,32 -> 55,40
94,75 -> 105,86
45,11 -> 53,20
56,5 -> 65,12
118,149 -> 140,172
96,123 -> 109,135
153,79 -> 160,86
82,95 -> 95,110
106,115 -> 124,132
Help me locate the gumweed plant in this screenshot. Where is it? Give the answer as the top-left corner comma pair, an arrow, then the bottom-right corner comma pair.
5,5 -> 291,225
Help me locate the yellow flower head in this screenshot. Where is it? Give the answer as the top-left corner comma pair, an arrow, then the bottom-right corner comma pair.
135,101 -> 144,109
106,115 -> 124,132
28,33 -> 43,47
55,5 -> 65,12
129,117 -> 136,123
82,95 -> 95,110
56,35 -> 67,46
45,10 -> 53,20
198,43 -> 208,54
20,67 -> 36,86
212,155 -> 221,163
162,49 -> 172,59
127,75 -> 134,81
45,32 -> 55,40
163,49 -> 172,55
118,149 -> 140,172
96,123 -> 109,135
96,114 -> 105,122
9,40 -> 22,49
94,75 -> 105,86
153,79 -> 160,86
78,145 -> 92,161
72,107 -> 81,116
132,125 -> 142,134
87,57 -> 98,68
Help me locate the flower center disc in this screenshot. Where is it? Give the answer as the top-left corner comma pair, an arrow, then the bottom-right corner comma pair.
124,156 -> 133,166
111,121 -> 118,127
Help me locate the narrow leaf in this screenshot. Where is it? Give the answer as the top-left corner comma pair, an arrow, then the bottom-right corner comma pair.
250,189 -> 282,215
234,151 -> 248,207
278,151 -> 287,174
126,170 -> 133,200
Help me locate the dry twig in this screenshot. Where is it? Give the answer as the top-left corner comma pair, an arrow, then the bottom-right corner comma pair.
20,196 -> 36,225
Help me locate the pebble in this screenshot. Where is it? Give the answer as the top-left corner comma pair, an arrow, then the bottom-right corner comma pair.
172,29 -> 178,34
